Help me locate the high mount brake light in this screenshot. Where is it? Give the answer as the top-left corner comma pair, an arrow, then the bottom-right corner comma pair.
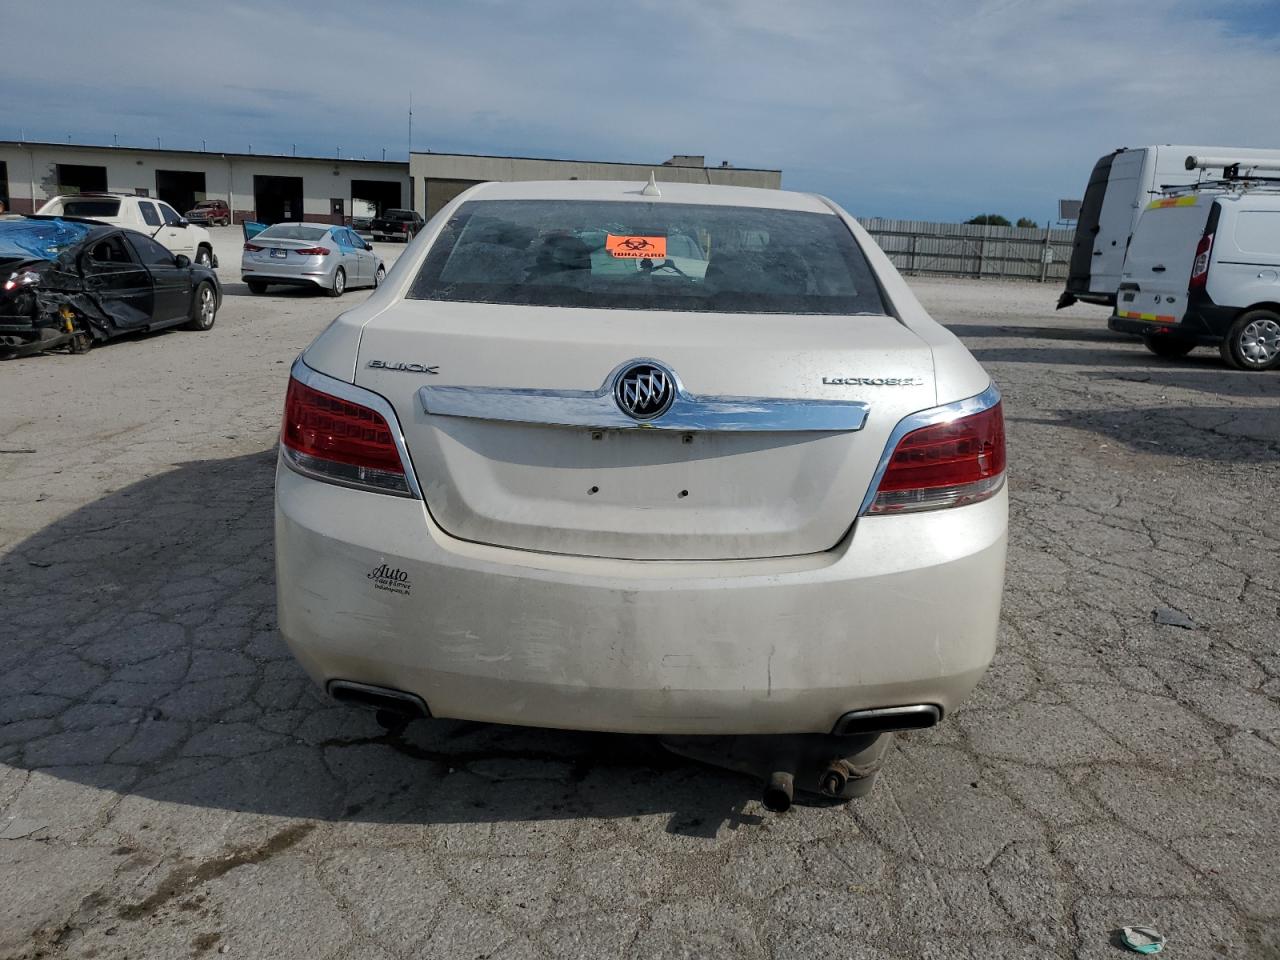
867,400 -> 1006,514
280,376 -> 411,496
1190,232 -> 1214,290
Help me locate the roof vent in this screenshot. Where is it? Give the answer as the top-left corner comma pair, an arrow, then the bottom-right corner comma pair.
641,172 -> 662,197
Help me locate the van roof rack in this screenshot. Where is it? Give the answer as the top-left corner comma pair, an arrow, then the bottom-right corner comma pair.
1160,177 -> 1280,197
1185,155 -> 1280,178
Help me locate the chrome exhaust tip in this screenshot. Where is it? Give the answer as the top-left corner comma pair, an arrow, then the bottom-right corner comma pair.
831,704 -> 941,736
327,680 -> 430,718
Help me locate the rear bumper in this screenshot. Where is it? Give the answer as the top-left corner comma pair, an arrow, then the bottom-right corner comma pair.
1108,308 -> 1227,344
274,460 -> 1007,736
1061,276 -> 1115,309
241,268 -> 331,289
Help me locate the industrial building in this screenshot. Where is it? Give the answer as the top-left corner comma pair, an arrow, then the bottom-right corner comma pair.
409,151 -> 782,217
0,141 -> 409,224
0,141 -> 781,224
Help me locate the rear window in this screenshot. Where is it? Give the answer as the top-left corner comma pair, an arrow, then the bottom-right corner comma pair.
383,210 -> 414,221
408,199 -> 887,315
60,199 -> 121,218
258,224 -> 328,241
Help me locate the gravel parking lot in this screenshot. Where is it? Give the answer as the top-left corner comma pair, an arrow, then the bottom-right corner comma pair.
1,227 -> 1277,959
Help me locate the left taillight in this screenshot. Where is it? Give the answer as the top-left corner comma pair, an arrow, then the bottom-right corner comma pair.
280,376 -> 411,496
867,400 -> 1006,514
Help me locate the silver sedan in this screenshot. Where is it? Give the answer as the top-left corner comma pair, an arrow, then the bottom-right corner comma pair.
241,222 -> 385,297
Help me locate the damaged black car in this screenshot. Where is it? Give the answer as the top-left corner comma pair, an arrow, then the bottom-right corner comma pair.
0,217 -> 221,359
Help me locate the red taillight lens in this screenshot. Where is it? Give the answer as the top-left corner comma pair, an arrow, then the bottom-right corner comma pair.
1189,232 -> 1214,289
280,377 -> 410,495
868,402 -> 1006,514
243,242 -> 263,252
295,246 -> 331,256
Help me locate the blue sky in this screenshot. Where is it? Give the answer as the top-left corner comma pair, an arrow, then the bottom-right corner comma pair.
4,0 -> 1280,222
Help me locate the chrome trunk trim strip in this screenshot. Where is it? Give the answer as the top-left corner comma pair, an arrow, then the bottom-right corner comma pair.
419,358 -> 869,433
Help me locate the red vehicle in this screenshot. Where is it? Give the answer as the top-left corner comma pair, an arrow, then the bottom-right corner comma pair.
185,199 -> 232,227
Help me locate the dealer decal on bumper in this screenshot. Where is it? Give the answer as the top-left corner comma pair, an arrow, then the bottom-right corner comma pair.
367,563 -> 411,597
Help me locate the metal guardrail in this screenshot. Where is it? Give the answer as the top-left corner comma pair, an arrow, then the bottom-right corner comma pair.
857,218 -> 1076,282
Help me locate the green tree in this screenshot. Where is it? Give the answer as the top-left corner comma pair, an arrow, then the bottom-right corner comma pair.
1016,217 -> 1039,228
966,214 -> 1012,226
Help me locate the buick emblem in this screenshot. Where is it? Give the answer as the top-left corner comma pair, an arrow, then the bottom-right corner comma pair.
614,362 -> 676,421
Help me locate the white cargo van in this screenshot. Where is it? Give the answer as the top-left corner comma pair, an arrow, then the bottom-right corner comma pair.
1059,145 -> 1280,308
1109,184 -> 1280,371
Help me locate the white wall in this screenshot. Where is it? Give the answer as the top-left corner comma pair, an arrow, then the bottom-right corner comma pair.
0,142 -> 409,222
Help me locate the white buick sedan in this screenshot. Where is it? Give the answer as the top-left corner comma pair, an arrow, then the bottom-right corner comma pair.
275,179 -> 1007,810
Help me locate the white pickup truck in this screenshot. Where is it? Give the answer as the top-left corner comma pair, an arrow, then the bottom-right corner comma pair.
36,193 -> 217,267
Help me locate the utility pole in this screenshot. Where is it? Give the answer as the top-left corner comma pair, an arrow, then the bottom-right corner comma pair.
408,91 -> 413,156
1040,220 -> 1052,283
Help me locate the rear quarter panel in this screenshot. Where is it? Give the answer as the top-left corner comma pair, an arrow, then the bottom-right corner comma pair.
1209,206 -> 1280,309
823,202 -> 990,405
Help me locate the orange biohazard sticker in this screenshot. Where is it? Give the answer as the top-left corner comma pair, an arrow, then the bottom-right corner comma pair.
606,234 -> 667,259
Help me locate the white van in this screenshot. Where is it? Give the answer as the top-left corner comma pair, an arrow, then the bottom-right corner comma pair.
1059,145 -> 1280,308
1109,187 -> 1280,370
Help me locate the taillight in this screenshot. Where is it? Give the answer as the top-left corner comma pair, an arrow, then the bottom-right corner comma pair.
280,376 -> 411,496
1189,232 -> 1214,290
867,400 -> 1006,514
295,246 -> 331,256
243,242 -> 263,252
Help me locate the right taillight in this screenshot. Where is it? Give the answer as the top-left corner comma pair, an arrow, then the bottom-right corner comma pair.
1189,232 -> 1214,289
867,401 -> 1006,514
280,376 -> 412,496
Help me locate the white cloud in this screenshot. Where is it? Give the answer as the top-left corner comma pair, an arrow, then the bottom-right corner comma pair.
3,0 -> 1278,219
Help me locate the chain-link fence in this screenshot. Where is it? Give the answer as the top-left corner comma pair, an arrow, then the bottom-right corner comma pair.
857,218 -> 1076,282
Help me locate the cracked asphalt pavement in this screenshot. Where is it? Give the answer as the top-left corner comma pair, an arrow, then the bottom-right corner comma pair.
1,236 -> 1278,959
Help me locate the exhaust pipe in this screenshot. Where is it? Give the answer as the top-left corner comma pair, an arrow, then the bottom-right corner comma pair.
763,771 -> 794,812
831,704 -> 940,736
327,680 -> 430,718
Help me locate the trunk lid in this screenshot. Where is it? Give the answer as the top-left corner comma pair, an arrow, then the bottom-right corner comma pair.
354,301 -> 937,560
246,236 -> 328,262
